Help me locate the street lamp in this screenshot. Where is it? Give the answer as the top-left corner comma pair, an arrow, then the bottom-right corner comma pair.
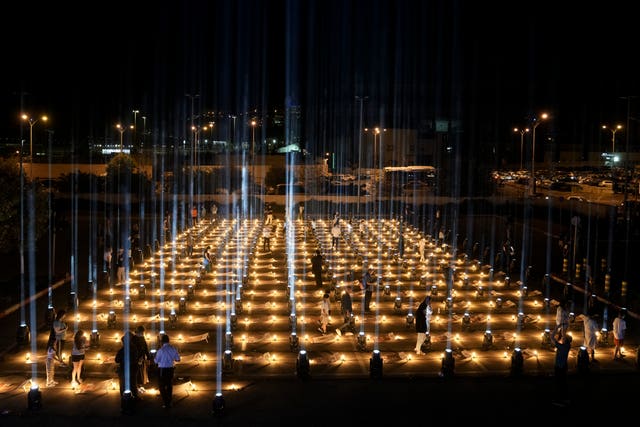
21,114 -> 48,177
115,124 -> 133,152
132,110 -> 139,147
530,113 -> 548,196
364,127 -> 386,168
513,127 -> 529,171
601,124 -> 623,153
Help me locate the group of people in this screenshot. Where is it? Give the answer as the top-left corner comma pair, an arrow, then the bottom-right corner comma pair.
44,308 -> 181,410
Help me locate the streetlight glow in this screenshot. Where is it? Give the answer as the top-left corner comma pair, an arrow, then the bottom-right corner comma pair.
601,124 -> 623,153
513,127 -> 529,171
530,113 -> 548,196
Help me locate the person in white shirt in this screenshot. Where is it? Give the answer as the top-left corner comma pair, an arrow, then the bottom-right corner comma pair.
612,310 -> 627,360
154,333 -> 181,409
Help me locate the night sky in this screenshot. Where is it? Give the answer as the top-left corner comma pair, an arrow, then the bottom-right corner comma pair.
2,0 -> 639,168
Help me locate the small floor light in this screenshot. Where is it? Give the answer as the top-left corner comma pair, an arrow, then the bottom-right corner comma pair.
16,323 -> 30,346
482,330 -> 493,350
235,296 -> 243,314
370,349 -> 383,379
225,331 -> 234,351
422,332 -> 432,351
87,280 -> 95,296
90,329 -> 100,347
289,332 -> 299,351
394,297 -> 402,311
106,309 -> 117,328
357,331 -> 367,351
296,350 -> 310,380
237,284 -> 244,297
230,313 -> 237,330
212,392 -> 225,416
496,297 -> 503,309
543,297 -> 550,308
441,348 -> 455,377
69,291 -> 78,310
383,284 -> 391,296
504,276 -> 510,287
288,297 -> 295,312
138,284 -> 146,299
517,312 -> 525,329
169,309 -> 177,327
577,346 -> 590,374
489,268 -> 494,282
430,284 -> 438,296
406,313 -> 414,327
27,384 -> 42,411
511,347 -> 524,376
178,297 -> 187,314
462,312 -> 471,330
187,285 -> 195,300
45,305 -> 56,328
521,286 -> 528,297
541,328 -> 551,349
121,389 -> 136,415
223,349 -> 233,372
598,328 -> 609,346
289,314 -> 297,332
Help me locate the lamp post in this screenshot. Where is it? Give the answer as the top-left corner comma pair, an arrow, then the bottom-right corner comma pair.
601,124 -> 623,153
530,113 -> 548,196
513,127 -> 529,171
21,114 -> 48,178
141,116 -> 147,148
116,124 -> 133,152
132,110 -> 139,148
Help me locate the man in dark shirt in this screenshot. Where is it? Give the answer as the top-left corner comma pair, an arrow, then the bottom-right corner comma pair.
335,287 -> 354,336
311,250 -> 324,288
360,267 -> 375,312
115,332 -> 140,399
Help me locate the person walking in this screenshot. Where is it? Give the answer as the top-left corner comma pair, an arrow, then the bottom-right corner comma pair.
419,237 -> 426,262
414,297 -> 429,355
70,329 -> 88,386
550,330 -> 572,407
155,333 -> 181,409
263,225 -> 272,252
318,292 -> 331,334
311,249 -> 324,288
52,309 -> 68,365
612,310 -> 627,360
335,286 -> 353,336
132,325 -> 151,387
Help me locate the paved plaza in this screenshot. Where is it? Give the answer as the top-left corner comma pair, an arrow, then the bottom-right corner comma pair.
1,214 -> 639,425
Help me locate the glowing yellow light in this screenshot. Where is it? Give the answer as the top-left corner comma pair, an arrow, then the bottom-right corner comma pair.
340,354 -> 346,362
25,352 -> 30,361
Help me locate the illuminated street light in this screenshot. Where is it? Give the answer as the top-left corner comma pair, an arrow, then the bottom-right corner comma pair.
21,114 -> 48,177
530,113 -> 548,196
132,110 -> 139,147
513,127 -> 529,171
601,124 -> 623,153
364,127 -> 386,168
115,124 -> 133,152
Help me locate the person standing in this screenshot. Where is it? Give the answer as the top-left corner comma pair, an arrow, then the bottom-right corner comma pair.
70,329 -> 88,386
360,267 -> 375,312
419,237 -> 426,262
318,292 -> 331,334
210,203 -> 218,221
133,325 -> 151,387
116,248 -> 126,284
555,299 -> 570,337
203,246 -> 213,273
583,312 -> 599,362
311,249 -> 324,288
331,221 -> 341,251
155,333 -> 181,409
263,225 -> 272,252
612,310 -> 627,360
414,297 -> 428,355
52,310 -> 68,365
425,296 -> 433,334
45,340 -> 58,387
550,331 -> 572,407
335,286 -> 353,336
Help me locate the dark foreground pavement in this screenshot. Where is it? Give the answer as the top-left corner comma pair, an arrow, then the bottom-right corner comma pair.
1,370 -> 638,427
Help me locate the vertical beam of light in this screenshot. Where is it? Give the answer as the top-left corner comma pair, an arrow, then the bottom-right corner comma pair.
47,131 -> 54,309
28,171 -> 38,382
